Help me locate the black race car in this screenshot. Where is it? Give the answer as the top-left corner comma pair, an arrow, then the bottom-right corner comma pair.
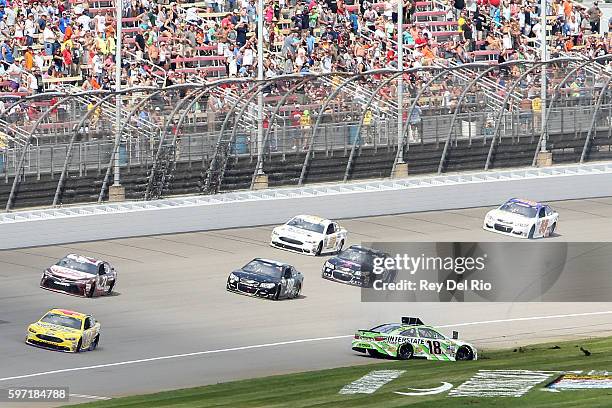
226,258 -> 304,300
322,245 -> 395,287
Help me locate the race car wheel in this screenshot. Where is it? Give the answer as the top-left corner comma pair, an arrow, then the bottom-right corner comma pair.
106,281 -> 115,295
456,346 -> 474,361
75,339 -> 83,353
88,283 -> 96,298
528,225 -> 535,239
274,286 -> 281,300
337,240 -> 344,254
315,242 -> 323,256
549,223 -> 556,237
397,344 -> 414,360
89,335 -> 100,351
293,283 -> 301,299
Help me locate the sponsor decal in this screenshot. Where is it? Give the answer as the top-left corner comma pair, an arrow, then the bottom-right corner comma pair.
394,382 -> 454,396
449,370 -> 557,397
339,370 -> 405,395
546,371 -> 612,391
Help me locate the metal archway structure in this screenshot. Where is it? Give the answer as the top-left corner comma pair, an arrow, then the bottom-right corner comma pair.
533,56 -> 612,166
343,70 -> 405,182
580,75 -> 612,163
299,73 -> 364,185
53,91 -> 116,206
393,62 -> 497,175
5,94 -> 76,211
437,61 -> 518,174
201,81 -> 263,194
484,61 -> 549,170
98,89 -> 164,202
250,76 -> 314,189
144,86 -> 209,200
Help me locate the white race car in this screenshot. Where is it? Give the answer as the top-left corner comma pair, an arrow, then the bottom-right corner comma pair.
271,215 -> 348,255
483,198 -> 559,239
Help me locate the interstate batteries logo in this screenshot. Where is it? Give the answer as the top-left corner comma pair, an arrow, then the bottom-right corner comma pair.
371,253 -> 491,293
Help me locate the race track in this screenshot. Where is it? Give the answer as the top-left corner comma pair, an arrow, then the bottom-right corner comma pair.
2,197 -> 612,407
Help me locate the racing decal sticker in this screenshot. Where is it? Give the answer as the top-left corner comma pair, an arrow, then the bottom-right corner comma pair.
339,370 -> 405,395
448,370 -> 557,397
546,371 -> 612,391
394,382 -> 454,396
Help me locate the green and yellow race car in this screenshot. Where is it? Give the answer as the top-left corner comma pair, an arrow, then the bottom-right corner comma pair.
352,317 -> 477,361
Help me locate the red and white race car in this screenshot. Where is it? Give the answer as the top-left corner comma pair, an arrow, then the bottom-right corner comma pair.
40,254 -> 118,297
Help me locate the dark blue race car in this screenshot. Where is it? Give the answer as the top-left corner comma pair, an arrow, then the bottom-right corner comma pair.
322,245 -> 396,287
227,258 -> 304,300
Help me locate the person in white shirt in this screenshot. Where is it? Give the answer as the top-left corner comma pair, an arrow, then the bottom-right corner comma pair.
77,13 -> 92,32
4,6 -> 16,26
34,51 -> 45,71
95,14 -> 106,34
42,24 -> 56,55
25,14 -> 36,46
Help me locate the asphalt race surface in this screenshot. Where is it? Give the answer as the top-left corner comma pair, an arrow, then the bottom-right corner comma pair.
2,197 -> 612,407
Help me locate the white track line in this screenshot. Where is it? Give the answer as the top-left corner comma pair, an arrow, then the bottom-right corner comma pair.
2,311 -> 611,383
69,394 -> 112,400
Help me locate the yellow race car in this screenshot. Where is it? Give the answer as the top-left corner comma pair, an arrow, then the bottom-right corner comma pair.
26,309 -> 101,353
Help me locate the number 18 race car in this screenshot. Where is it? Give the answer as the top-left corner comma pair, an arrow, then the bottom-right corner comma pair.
483,198 -> 559,239
270,215 -> 347,256
40,254 -> 117,297
26,309 -> 101,353
352,317 -> 477,361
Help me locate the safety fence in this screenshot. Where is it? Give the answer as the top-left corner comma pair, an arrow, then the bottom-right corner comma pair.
0,58 -> 611,210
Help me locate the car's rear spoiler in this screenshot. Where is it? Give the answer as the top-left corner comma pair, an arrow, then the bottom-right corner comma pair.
401,317 -> 424,326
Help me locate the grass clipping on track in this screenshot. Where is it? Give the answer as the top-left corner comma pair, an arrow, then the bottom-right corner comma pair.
69,336 -> 612,408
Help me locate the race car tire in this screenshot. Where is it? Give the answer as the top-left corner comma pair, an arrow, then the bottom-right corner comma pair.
89,335 -> 100,351
274,286 -> 281,300
337,240 -> 344,254
293,283 -> 301,299
397,344 -> 414,360
87,283 -> 96,298
528,225 -> 535,239
315,242 -> 323,256
456,346 -> 474,361
549,222 -> 556,237
106,281 -> 115,295
75,338 -> 83,353
368,349 -> 383,358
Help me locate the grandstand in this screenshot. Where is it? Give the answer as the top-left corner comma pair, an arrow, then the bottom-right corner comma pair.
0,0 -> 610,210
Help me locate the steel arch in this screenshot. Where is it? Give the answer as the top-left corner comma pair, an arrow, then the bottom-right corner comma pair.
343,71 -> 405,182
533,56 -> 612,166
393,62 -> 495,175
98,89 -> 164,202
484,62 -> 549,170
580,76 -> 612,163
53,91 -> 115,206
144,86 -> 209,200
5,95 -> 75,211
250,76 -> 312,188
437,62 -> 515,174
299,73 -> 362,185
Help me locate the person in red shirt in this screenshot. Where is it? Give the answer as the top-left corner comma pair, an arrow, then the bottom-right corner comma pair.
62,44 -> 73,75
289,106 -> 302,149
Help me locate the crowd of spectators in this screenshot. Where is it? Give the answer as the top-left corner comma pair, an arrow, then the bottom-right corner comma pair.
0,0 -> 606,97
